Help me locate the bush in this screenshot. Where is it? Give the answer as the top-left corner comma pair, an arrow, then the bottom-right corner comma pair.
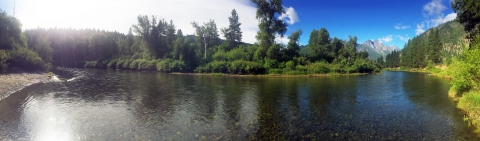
157,59 -> 186,72
285,60 -> 295,71
447,49 -> 480,96
107,59 -> 118,69
457,90 -> 480,127
0,50 -> 8,73
268,68 -> 283,74
229,60 -> 265,74
7,47 -> 47,72
307,62 -> 330,74
196,60 -> 265,74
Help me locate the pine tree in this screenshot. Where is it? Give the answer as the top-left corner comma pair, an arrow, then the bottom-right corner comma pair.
221,9 -> 242,50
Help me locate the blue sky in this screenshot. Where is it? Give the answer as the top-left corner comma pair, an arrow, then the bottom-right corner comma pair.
0,0 -> 457,48
281,0 -> 457,48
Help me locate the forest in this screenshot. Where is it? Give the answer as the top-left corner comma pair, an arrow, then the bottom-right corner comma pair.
0,1 -> 381,75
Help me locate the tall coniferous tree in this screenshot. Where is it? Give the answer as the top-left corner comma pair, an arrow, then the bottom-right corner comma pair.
222,9 -> 242,50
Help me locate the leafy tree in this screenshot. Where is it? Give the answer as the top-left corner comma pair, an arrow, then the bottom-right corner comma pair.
221,9 -> 242,50
132,15 -> 156,58
330,37 -> 344,58
250,0 -> 288,59
285,30 -> 302,59
452,0 -> 480,39
308,28 -> 333,62
177,29 -> 183,38
192,20 -> 220,58
0,10 -> 26,50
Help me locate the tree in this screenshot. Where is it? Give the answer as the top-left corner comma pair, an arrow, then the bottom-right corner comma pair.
428,29 -> 443,64
345,36 -> 358,64
132,15 -> 156,59
177,29 -> 183,38
221,9 -> 242,50
285,30 -> 302,59
308,28 -> 333,62
0,10 -> 25,50
250,0 -> 288,59
452,0 -> 480,39
192,20 -> 220,58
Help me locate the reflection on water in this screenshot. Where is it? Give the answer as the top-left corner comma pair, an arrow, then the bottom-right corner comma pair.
0,69 -> 477,140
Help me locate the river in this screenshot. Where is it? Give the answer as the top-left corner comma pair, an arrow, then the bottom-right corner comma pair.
0,68 -> 477,140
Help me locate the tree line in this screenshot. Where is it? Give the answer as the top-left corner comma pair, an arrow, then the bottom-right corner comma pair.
0,0 -> 381,74
379,28 -> 443,68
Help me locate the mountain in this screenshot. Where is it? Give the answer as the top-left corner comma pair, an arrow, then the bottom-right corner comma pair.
357,40 -> 399,60
416,21 -> 467,59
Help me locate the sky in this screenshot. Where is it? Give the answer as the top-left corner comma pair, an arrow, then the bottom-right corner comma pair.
0,0 -> 457,49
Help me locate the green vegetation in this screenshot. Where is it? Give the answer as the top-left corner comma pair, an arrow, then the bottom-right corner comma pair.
381,21 -> 467,69
0,0 -> 381,75
435,0 -> 480,133
0,10 -> 50,73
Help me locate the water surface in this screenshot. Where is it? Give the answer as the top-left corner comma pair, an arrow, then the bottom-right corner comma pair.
0,69 -> 477,140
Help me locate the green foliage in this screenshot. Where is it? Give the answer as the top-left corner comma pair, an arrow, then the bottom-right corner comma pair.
250,0 -> 287,59
212,47 -> 251,61
156,59 -> 186,72
285,60 -> 295,71
196,60 -> 264,74
0,10 -> 26,50
228,60 -> 265,74
7,47 -> 48,72
452,0 -> 480,39
457,90 -> 480,128
447,49 -> 480,96
308,28 -> 334,62
221,9 -> 242,50
192,20 -> 220,58
0,50 -> 8,73
307,62 -> 331,74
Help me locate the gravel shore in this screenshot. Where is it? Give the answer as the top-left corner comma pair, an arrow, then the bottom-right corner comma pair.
0,73 -> 50,101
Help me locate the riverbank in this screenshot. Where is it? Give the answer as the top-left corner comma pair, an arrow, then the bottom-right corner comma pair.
169,72 -> 371,77
0,73 -> 50,101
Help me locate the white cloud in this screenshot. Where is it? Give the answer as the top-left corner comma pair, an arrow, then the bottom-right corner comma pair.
416,24 -> 426,35
422,0 -> 446,17
12,0 -> 264,44
378,35 -> 393,43
275,36 -> 290,45
415,0 -> 457,35
395,35 -> 410,42
279,6 -> 299,25
394,23 -> 411,30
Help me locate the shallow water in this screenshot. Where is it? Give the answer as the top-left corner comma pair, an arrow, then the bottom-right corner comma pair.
0,69 -> 477,140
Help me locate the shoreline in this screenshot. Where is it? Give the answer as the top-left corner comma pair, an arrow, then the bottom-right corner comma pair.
0,73 -> 50,102
168,72 -> 372,77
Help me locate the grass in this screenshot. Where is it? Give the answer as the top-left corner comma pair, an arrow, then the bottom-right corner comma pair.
457,90 -> 480,133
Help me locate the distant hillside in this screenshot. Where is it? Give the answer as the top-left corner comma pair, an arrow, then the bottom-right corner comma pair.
425,21 -> 468,58
395,21 -> 468,68
357,40 -> 399,60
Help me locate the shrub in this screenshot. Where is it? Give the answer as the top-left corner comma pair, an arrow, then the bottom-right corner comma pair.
0,50 -> 8,73
447,49 -> 480,96
307,62 -> 330,74
285,60 -> 295,71
107,59 -> 118,69
268,68 -> 283,74
229,60 -> 265,74
7,47 -> 47,72
157,59 -> 186,72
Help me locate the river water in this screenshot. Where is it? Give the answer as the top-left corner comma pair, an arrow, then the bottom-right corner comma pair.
0,68 -> 477,140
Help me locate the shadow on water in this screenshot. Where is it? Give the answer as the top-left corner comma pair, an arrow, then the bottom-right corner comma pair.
0,69 -> 477,140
